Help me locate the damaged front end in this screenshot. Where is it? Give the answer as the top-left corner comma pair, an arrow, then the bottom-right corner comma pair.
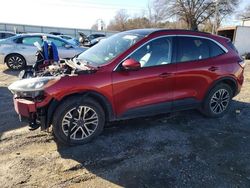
9,58 -> 99,131
8,77 -> 60,130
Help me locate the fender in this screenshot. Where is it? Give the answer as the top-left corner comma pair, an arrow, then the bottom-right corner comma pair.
204,76 -> 238,99
44,91 -> 115,129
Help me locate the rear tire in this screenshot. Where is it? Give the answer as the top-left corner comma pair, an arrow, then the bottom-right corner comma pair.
52,96 -> 105,145
201,84 -> 233,118
6,54 -> 26,70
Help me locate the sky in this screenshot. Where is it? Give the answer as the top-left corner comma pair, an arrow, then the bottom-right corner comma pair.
0,0 -> 249,29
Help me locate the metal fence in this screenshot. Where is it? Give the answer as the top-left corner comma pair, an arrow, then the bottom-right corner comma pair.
0,23 -> 117,38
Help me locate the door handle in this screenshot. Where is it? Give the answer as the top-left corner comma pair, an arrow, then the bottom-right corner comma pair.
159,72 -> 173,78
208,66 -> 219,72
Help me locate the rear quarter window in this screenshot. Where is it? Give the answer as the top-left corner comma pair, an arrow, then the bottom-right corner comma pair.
209,40 -> 225,57
227,41 -> 238,53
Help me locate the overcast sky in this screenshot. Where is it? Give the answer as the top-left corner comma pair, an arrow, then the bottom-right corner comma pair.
0,0 -> 249,29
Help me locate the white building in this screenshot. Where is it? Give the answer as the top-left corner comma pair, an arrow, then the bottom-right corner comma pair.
242,18 -> 250,26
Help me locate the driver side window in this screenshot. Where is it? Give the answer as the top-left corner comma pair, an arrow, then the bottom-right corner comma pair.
130,37 -> 173,68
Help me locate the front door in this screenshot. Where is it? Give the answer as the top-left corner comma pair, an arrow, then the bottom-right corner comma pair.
112,36 -> 176,118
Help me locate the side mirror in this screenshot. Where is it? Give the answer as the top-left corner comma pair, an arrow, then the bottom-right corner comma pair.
122,58 -> 141,70
65,44 -> 73,49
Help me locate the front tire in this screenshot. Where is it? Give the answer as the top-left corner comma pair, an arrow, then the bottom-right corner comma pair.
201,84 -> 233,118
6,54 -> 26,70
52,96 -> 105,145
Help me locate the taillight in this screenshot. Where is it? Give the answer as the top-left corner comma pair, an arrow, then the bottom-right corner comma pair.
238,60 -> 246,68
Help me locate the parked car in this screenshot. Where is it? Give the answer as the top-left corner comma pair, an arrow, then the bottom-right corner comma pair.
87,33 -> 106,41
49,32 -> 63,36
59,35 -> 80,46
79,32 -> 106,46
9,29 -> 245,145
83,36 -> 106,47
0,31 -> 16,40
0,33 -> 87,70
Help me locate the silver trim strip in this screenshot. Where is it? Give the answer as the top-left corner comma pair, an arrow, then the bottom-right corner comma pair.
113,34 -> 228,71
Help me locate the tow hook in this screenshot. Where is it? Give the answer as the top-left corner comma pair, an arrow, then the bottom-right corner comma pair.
28,113 -> 40,131
29,119 -> 40,131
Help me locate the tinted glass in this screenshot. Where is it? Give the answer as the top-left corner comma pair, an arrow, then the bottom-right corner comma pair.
22,36 -> 42,45
61,36 -> 71,40
129,37 -> 172,68
48,37 -> 66,47
177,37 -> 209,62
4,33 -> 15,38
209,41 -> 225,57
227,41 -> 238,53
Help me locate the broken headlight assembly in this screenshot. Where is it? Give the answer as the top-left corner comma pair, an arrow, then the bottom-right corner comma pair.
8,76 -> 60,98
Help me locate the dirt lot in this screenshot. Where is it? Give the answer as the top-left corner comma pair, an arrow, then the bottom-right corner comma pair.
0,63 -> 250,188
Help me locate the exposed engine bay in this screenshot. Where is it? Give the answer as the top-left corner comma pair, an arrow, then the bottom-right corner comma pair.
19,58 -> 98,79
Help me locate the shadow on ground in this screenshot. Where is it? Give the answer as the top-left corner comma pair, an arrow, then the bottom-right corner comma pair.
0,87 -> 26,136
2,69 -> 20,77
55,100 -> 250,187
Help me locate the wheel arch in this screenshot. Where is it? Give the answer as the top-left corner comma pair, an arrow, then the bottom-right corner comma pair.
205,76 -> 238,100
4,53 -> 26,63
45,91 -> 115,129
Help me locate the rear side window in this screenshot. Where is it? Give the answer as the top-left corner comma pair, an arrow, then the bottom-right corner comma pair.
176,36 -> 225,63
15,36 -> 43,45
177,37 -> 210,62
22,37 -> 42,45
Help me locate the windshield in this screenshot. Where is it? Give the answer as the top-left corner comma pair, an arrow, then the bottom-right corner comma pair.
77,32 -> 144,65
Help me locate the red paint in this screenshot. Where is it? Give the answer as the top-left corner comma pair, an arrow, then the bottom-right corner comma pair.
13,29 -> 244,120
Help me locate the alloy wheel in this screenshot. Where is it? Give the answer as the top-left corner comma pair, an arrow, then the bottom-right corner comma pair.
61,106 -> 98,140
209,89 -> 230,114
7,56 -> 24,70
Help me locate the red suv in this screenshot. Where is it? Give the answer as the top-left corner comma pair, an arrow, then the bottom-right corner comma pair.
9,29 -> 245,145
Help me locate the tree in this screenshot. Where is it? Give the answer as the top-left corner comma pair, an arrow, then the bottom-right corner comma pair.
107,9 -> 129,31
147,0 -> 170,26
238,5 -> 250,19
91,23 -> 98,30
159,0 -> 239,31
125,17 -> 151,30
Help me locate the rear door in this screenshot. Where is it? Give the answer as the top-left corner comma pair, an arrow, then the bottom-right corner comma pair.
112,36 -> 176,118
14,36 -> 43,64
173,36 -> 226,108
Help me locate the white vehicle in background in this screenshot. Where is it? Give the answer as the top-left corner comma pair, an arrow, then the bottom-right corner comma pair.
218,26 -> 250,57
0,31 -> 16,40
0,33 -> 87,70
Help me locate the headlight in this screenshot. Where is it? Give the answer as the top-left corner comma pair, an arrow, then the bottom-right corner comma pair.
8,76 -> 60,98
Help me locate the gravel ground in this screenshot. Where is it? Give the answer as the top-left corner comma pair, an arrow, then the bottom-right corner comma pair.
0,63 -> 250,188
